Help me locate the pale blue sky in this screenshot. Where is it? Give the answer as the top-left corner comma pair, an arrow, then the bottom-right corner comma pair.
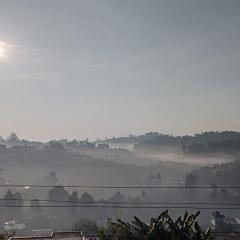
0,0 -> 240,140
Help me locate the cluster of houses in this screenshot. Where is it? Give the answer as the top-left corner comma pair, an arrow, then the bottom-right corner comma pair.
8,231 -> 99,240
3,221 -> 99,240
3,211 -> 240,240
211,211 -> 240,232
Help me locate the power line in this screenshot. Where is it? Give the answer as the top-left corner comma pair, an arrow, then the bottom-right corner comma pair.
0,184 -> 240,189
1,198 -> 240,206
0,205 -> 240,210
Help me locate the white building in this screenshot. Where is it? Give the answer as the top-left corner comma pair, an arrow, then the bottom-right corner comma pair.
9,231 -> 99,240
4,220 -> 26,231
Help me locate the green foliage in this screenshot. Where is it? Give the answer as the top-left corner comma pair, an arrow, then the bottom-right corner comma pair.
72,219 -> 98,234
3,189 -> 23,216
30,199 -> 42,215
100,211 -> 212,240
0,231 -> 15,240
185,174 -> 198,188
79,192 -> 95,202
48,186 -> 69,201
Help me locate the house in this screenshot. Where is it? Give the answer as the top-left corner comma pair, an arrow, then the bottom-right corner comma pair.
211,211 -> 240,232
9,231 -> 99,240
4,220 -> 26,231
82,234 -> 99,240
31,229 -> 54,236
213,232 -> 240,240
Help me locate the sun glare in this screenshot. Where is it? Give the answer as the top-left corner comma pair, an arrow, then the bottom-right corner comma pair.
0,42 -> 6,58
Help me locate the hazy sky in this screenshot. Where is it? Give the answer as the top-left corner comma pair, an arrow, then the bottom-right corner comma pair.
0,0 -> 240,140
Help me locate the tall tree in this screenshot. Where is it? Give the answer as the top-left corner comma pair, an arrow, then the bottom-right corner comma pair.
30,199 -> 42,215
4,189 -> 23,218
48,186 -> 69,201
68,191 -> 78,216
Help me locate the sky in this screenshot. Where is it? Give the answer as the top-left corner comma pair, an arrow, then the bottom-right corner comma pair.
0,0 -> 240,141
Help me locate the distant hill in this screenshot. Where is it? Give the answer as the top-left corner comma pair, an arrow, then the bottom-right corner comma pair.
132,131 -> 240,154
191,161 -> 240,188
96,132 -> 160,144
2,131 -> 240,155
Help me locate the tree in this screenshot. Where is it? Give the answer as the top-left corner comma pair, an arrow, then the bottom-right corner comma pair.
7,132 -> 19,142
0,231 -> 15,240
147,172 -> 161,186
147,173 -> 155,187
219,189 -> 230,201
155,172 -> 161,185
100,211 -> 212,240
48,171 -> 58,185
68,191 -> 78,215
185,174 -> 197,188
79,192 -> 95,202
4,189 -> 23,217
48,141 -> 65,151
109,192 -> 125,203
30,199 -> 42,215
48,186 -> 69,201
69,191 -> 78,202
209,183 -> 218,202
72,219 -> 98,234
140,190 -> 147,199
78,192 -> 95,217
184,174 -> 199,200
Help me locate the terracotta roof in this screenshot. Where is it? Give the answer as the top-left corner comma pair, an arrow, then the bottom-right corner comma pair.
9,231 -> 82,240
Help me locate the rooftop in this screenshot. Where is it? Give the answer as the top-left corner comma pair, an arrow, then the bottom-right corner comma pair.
9,231 -> 82,240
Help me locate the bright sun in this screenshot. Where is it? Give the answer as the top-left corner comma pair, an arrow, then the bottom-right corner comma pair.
0,42 -> 6,58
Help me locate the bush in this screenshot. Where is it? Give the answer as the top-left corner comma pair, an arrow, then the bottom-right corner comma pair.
72,219 -> 98,234
0,232 -> 15,240
99,211 -> 212,240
